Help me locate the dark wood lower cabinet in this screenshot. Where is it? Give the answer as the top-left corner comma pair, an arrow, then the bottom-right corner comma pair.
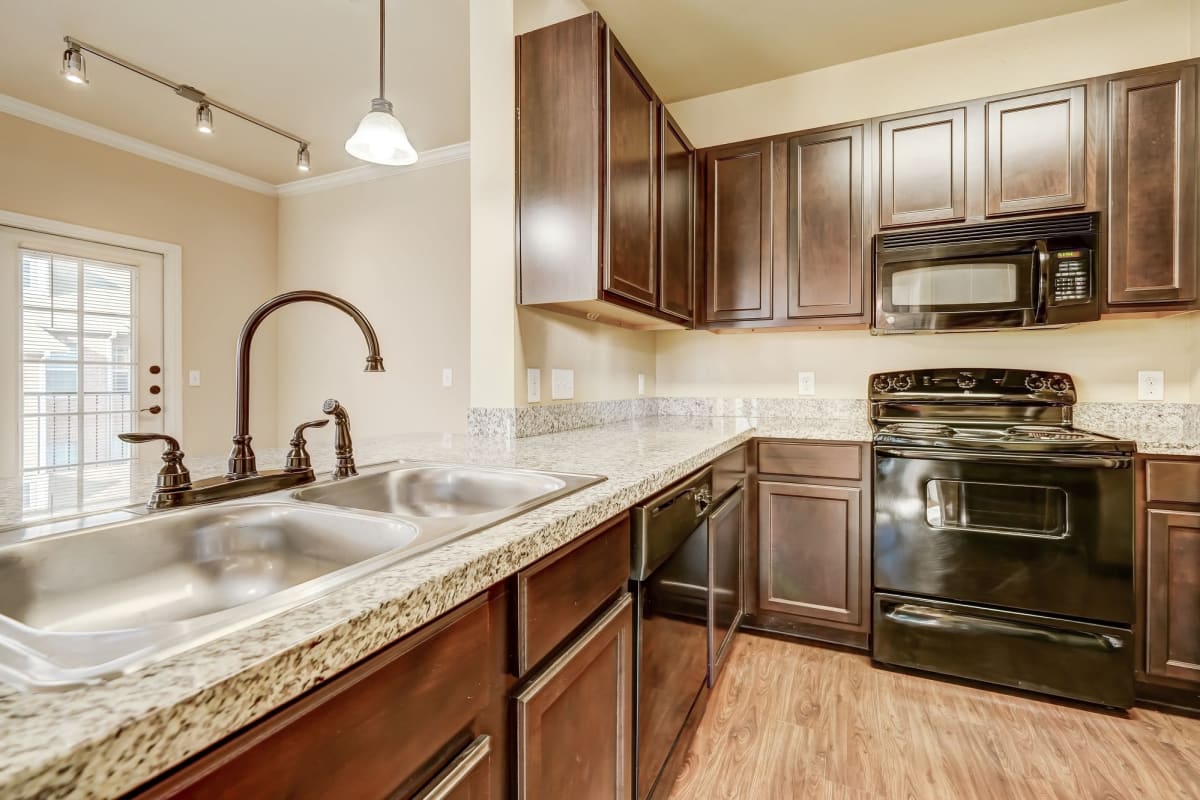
1145,509 -> 1200,684
513,593 -> 634,799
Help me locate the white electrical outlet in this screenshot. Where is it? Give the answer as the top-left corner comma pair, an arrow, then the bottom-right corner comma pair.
798,371 -> 816,396
551,368 -> 575,400
1138,370 -> 1165,401
527,368 -> 541,403
441,368 -> 453,387
638,373 -> 646,396
188,370 -> 201,387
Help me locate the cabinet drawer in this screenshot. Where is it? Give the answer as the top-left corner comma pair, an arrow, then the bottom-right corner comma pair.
135,597 -> 492,800
1146,459 -> 1200,505
516,512 -> 631,676
757,441 -> 863,481
713,444 -> 748,497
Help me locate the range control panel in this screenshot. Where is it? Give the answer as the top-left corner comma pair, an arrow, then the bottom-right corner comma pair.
1050,248 -> 1093,305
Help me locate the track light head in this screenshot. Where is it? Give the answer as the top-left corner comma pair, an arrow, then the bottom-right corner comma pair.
296,145 -> 310,172
61,46 -> 87,85
195,103 -> 213,134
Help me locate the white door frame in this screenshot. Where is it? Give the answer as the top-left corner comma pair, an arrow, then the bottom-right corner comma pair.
0,209 -> 184,440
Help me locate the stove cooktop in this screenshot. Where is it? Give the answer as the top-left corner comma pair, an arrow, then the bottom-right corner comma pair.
872,421 -> 1136,454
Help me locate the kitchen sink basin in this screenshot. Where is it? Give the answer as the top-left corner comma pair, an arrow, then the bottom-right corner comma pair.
0,503 -> 420,689
0,462 -> 603,690
292,462 -> 603,520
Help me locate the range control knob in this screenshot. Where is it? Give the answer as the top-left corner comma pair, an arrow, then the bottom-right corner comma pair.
1025,373 -> 1048,392
1049,375 -> 1072,393
956,373 -> 977,390
892,373 -> 914,392
872,375 -> 892,393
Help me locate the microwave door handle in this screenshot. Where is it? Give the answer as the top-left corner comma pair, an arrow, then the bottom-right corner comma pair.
1033,239 -> 1050,324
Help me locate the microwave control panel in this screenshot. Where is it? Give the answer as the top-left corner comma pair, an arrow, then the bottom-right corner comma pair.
1049,249 -> 1092,305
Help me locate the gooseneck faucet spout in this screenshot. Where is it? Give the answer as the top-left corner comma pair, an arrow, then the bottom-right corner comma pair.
227,290 -> 385,478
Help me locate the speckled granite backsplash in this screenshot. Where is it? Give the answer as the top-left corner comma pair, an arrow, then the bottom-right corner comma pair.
1075,402 -> 1200,453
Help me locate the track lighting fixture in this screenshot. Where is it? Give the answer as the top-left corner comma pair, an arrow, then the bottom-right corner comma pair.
345,0 -> 418,166
59,36 -> 311,172
195,103 -> 213,134
61,45 -> 87,84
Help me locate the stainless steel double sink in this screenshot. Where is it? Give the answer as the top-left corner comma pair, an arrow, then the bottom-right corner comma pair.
0,462 -> 603,689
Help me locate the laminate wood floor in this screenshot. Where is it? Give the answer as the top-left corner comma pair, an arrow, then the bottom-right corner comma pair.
666,634 -> 1200,799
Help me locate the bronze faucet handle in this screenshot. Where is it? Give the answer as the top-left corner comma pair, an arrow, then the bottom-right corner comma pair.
285,419 -> 329,472
119,432 -> 192,491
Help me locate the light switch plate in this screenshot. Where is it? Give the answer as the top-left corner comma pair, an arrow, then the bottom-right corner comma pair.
638,373 -> 646,396
798,371 -> 816,396
188,370 -> 201,387
1138,370 -> 1165,401
442,368 -> 453,387
551,368 -> 574,400
527,368 -> 541,403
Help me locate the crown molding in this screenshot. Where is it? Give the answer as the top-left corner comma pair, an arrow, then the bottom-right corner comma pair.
275,141 -> 471,197
1,94 -> 470,198
0,93 -> 278,196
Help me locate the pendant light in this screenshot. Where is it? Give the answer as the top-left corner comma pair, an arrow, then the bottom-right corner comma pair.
345,0 -> 418,166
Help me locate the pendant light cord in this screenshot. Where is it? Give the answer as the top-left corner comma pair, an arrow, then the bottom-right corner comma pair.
378,0 -> 386,99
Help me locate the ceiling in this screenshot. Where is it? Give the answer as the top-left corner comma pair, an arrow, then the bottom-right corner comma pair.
0,0 -> 469,185
585,0 -> 1123,102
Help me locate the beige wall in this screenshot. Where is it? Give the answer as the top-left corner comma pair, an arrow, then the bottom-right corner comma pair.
517,308 -> 656,403
669,0 -> 1194,147
655,0 -> 1200,404
657,316 -> 1199,403
0,112 -> 278,456
276,160 -> 471,442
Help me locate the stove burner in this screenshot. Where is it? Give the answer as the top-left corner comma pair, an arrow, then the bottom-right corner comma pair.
1005,425 -> 1090,441
883,423 -> 957,438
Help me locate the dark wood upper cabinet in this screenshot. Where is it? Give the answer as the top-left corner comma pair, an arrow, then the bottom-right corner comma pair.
985,85 -> 1087,216
516,13 -> 693,330
703,140 -> 774,323
1107,65 -> 1199,309
514,593 -> 634,799
878,107 -> 967,227
604,34 -> 658,308
659,108 -> 695,321
1145,509 -> 1200,684
785,124 -> 866,321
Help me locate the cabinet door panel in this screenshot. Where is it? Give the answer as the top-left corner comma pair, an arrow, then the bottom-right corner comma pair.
879,108 -> 966,227
758,481 -> 862,626
660,109 -> 695,321
986,86 -> 1087,215
1108,66 -> 1199,307
787,125 -> 864,319
605,34 -> 657,308
1146,510 -> 1200,683
709,486 -> 745,683
704,141 -> 773,322
413,735 -> 492,800
515,593 -> 634,799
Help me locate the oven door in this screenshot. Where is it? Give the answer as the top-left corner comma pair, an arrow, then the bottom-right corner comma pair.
875,249 -> 1038,331
873,447 -> 1134,624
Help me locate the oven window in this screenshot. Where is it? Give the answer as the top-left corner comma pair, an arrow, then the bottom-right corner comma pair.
886,260 -> 1029,312
926,480 -> 1067,537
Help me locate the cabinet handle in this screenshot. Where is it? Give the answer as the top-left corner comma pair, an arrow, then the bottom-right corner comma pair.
411,735 -> 491,800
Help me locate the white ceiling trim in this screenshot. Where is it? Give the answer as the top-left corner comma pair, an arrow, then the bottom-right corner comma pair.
0,93 -> 278,196
275,142 -> 471,197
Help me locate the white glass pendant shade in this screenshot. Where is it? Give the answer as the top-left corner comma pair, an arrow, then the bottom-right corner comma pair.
62,47 -> 87,84
345,98 -> 417,166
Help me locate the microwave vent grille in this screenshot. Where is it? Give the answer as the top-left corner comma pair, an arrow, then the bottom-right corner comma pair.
878,212 -> 1099,250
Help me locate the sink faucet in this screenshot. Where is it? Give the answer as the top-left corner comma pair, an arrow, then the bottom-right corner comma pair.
228,290 -> 384,478
120,290 -> 384,510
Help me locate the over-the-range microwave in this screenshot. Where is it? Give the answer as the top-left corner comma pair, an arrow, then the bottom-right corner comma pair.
873,212 -> 1100,334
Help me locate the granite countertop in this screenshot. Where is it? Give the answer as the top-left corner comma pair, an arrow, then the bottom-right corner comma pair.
0,410 -> 1194,799
0,416 -> 792,800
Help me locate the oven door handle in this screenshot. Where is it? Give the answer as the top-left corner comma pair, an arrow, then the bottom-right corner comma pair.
1033,239 -> 1051,324
875,446 -> 1133,470
884,604 -> 1127,652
